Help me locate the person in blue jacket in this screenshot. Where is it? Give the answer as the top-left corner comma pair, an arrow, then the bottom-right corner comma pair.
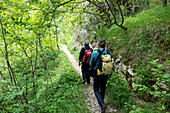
90,39 -> 112,113
79,41 -> 93,84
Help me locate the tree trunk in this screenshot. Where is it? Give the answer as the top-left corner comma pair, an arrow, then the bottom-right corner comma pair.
132,0 -> 135,15
146,0 -> 150,8
54,21 -> 60,51
38,36 -> 47,70
19,41 -> 36,94
142,0 -> 149,10
1,20 -> 28,106
163,0 -> 167,6
0,20 -> 15,84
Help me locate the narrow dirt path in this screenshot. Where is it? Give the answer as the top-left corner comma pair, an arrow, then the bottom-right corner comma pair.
61,45 -> 116,113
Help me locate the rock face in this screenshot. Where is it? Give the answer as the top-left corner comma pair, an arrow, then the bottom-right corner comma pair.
73,6 -> 100,49
73,25 -> 91,49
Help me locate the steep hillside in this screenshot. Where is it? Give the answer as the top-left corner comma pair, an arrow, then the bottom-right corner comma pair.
97,6 -> 169,65
98,6 -> 170,112
71,6 -> 170,112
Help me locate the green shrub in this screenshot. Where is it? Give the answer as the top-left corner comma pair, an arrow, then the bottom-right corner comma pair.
106,72 -> 133,108
0,50 -> 88,112
134,58 -> 170,110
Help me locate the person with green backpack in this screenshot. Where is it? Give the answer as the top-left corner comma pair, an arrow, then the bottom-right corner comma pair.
90,39 -> 113,113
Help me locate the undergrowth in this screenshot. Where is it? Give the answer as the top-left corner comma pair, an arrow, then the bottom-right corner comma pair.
0,51 -> 88,112
34,51 -> 88,113
106,72 -> 133,110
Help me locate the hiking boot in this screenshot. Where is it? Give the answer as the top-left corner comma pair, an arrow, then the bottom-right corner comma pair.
101,104 -> 106,113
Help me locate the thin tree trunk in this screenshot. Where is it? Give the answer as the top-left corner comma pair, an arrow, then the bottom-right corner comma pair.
47,63 -> 55,91
31,48 -> 36,95
163,0 -> 167,6
142,0 -> 149,10
38,36 -> 47,70
54,20 -> 60,51
19,41 -> 36,94
132,0 -> 135,15
1,20 -> 28,106
0,20 -> 15,84
0,48 -> 6,80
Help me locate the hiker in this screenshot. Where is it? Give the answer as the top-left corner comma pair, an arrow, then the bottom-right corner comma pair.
90,39 -> 113,113
79,41 -> 93,84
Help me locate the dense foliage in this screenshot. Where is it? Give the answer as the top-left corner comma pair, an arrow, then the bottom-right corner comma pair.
0,0 -> 88,112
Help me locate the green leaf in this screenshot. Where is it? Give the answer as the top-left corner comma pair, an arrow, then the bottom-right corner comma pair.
163,73 -> 170,78
154,91 -> 161,97
153,85 -> 159,90
162,91 -> 167,95
157,64 -> 163,68
151,68 -> 159,72
154,59 -> 159,62
15,90 -> 23,96
151,72 -> 157,75
165,59 -> 170,64
166,93 -> 170,97
0,79 -> 8,83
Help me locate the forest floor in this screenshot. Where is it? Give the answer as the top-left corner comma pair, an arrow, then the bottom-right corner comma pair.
61,45 -> 117,113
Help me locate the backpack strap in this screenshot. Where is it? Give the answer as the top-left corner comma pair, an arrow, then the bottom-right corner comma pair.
106,50 -> 110,54
106,50 -> 112,59
91,49 -> 105,68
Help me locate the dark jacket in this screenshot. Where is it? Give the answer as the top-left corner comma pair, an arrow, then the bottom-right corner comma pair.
79,45 -> 93,72
79,45 -> 93,62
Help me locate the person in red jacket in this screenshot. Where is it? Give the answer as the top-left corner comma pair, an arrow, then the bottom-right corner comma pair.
79,41 -> 93,84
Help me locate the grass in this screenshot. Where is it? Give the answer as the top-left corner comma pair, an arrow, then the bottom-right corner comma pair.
35,51 -> 89,113
0,49 -> 89,112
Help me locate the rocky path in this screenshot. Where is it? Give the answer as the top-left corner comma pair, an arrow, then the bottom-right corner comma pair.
61,45 -> 116,113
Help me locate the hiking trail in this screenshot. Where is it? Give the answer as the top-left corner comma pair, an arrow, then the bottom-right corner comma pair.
61,45 -> 117,113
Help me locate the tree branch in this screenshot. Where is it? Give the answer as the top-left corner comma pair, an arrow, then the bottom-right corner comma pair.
87,0 -> 112,26
19,41 -> 31,60
105,0 -> 127,30
117,1 -> 125,26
